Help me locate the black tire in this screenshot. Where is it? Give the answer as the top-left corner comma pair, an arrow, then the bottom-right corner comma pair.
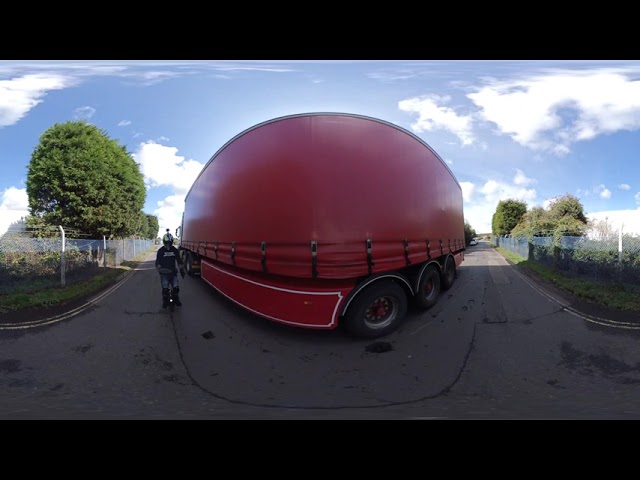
441,255 -> 456,291
413,264 -> 441,310
344,280 -> 408,339
185,251 -> 194,276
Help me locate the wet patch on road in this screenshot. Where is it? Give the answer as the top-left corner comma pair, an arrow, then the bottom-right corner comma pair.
365,342 -> 393,353
8,378 -> 35,388
559,341 -> 640,383
202,331 -> 215,339
0,359 -> 21,373
546,379 -> 565,389
135,348 -> 174,371
72,344 -> 93,354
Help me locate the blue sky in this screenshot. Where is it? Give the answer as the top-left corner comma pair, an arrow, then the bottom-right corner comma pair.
1,59 -> 640,238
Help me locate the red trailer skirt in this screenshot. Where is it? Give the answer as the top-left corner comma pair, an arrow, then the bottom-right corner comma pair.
201,259 -> 356,329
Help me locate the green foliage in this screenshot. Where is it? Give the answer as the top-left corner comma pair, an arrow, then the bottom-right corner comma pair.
548,194 -> 587,224
572,235 -> 640,266
134,211 -> 149,238
511,194 -> 588,245
492,199 -> 527,236
512,207 -> 553,239
464,220 -> 476,245
146,214 -> 159,240
26,121 -> 146,238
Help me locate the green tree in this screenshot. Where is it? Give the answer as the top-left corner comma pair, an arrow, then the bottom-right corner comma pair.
135,211 -> 150,238
547,194 -> 588,226
464,220 -> 477,245
511,206 -> 554,238
146,214 -> 159,240
26,121 -> 146,238
492,199 -> 527,236
511,194 -> 588,247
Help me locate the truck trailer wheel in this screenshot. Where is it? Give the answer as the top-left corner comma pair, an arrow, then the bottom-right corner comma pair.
413,264 -> 441,309
344,281 -> 408,338
184,251 -> 194,276
441,255 -> 456,291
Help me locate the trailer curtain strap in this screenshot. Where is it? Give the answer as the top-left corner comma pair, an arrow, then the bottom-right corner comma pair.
403,238 -> 411,266
366,238 -> 374,275
261,241 -> 267,272
311,240 -> 318,279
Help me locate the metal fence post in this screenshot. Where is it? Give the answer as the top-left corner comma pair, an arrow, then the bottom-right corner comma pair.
59,225 -> 66,287
618,225 -> 623,264
103,235 -> 107,268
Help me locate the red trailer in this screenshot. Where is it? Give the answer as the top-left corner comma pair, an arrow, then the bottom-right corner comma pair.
177,113 -> 465,338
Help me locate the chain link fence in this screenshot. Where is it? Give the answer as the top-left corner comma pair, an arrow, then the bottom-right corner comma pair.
0,231 -> 154,295
494,235 -> 640,289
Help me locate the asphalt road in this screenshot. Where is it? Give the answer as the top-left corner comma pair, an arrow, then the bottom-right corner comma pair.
1,241 -> 640,419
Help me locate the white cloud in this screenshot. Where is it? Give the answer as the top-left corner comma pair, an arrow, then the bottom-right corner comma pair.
619,183 -> 631,190
595,184 -> 612,199
131,141 -> 206,237
73,106 -> 95,121
398,95 -> 475,146
635,192 -> 640,206
462,176 -> 537,233
542,196 -> 559,210
157,136 -> 169,142
0,187 -> 29,236
118,120 -> 131,127
467,69 -> 640,154
513,169 -> 536,186
576,188 -> 591,198
463,202 -> 499,234
460,181 -> 475,202
132,141 -> 204,196
154,194 -> 187,238
0,74 -> 74,127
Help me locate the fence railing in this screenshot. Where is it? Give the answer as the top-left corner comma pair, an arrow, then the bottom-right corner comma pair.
494,235 -> 640,288
0,230 -> 154,294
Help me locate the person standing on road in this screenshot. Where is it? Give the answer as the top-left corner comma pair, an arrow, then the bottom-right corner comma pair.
155,229 -> 185,308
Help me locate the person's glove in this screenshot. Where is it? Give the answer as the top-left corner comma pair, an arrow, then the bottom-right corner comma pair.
180,268 -> 185,278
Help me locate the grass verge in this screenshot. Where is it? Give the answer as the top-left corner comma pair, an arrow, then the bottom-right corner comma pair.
495,246 -> 640,311
0,249 -> 153,314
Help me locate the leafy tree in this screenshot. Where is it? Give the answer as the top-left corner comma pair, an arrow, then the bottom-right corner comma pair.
511,206 -> 554,238
511,194 -> 588,248
134,211 -> 149,238
146,214 -> 159,240
547,194 -> 587,224
26,121 -> 146,238
24,215 -> 56,238
464,220 -> 477,245
492,199 -> 527,236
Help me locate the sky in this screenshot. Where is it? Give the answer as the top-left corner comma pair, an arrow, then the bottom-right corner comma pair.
1,59 -> 640,238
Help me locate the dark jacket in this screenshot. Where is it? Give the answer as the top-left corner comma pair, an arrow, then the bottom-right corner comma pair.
155,245 -> 183,274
